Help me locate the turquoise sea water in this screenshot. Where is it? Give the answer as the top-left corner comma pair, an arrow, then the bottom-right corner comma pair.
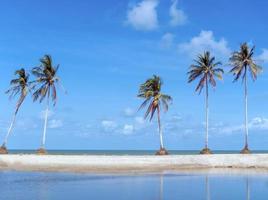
0,171 -> 268,200
7,150 -> 268,155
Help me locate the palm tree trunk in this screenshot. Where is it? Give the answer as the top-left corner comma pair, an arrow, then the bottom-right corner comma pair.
205,77 -> 209,149
2,113 -> 17,147
2,95 -> 25,148
244,69 -> 249,149
157,106 -> 164,149
41,96 -> 50,148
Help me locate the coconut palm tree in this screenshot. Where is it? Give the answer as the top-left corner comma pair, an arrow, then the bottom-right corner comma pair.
0,68 -> 30,154
31,55 -> 60,154
229,43 -> 262,154
138,75 -> 172,155
188,51 -> 223,154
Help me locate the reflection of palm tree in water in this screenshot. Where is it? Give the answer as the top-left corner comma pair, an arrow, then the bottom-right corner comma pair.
206,176 -> 210,200
246,177 -> 250,200
159,174 -> 163,200
204,176 -> 250,200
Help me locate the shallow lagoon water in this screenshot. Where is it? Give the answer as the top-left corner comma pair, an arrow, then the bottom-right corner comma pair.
1,171 -> 268,200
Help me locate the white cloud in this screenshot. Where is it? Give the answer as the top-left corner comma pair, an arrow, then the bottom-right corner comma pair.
126,0 -> 159,31
122,124 -> 134,135
101,120 -> 117,132
124,107 -> 135,117
169,0 -> 187,26
178,30 -> 231,58
210,117 -> 268,135
248,117 -> 268,130
257,49 -> 268,63
160,33 -> 174,49
215,124 -> 243,135
48,119 -> 63,129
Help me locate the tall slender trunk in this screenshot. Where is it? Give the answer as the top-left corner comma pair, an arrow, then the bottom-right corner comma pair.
205,76 -> 209,149
41,95 -> 50,148
2,95 -> 25,148
2,113 -> 17,147
244,68 -> 249,148
157,106 -> 164,149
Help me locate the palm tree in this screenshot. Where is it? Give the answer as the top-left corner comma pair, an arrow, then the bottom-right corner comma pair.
188,51 -> 223,154
229,43 -> 262,154
0,68 -> 29,154
31,55 -> 60,154
138,75 -> 172,155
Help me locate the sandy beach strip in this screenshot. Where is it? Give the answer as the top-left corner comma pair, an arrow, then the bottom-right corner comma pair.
1,154 -> 268,173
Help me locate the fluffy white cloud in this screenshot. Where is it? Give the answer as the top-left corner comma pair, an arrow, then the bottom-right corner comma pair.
101,120 -> 117,132
248,117 -> 268,130
169,0 -> 187,26
48,119 -> 63,129
178,30 -> 231,58
160,33 -> 174,49
257,48 -> 268,63
210,117 -> 268,135
123,124 -> 134,135
126,0 -> 159,31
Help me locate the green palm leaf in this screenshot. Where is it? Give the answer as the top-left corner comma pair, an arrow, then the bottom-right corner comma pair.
187,51 -> 224,93
6,68 -> 30,114
31,55 -> 62,106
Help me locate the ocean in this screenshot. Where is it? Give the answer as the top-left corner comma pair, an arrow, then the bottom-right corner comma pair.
6,149 -> 268,155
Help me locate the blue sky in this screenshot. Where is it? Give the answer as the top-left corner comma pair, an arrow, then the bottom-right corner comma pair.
0,0 -> 268,150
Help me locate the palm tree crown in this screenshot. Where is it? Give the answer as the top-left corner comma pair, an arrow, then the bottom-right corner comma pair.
230,43 -> 262,81
6,68 -> 29,113
32,55 -> 60,105
188,51 -> 223,92
138,75 -> 172,120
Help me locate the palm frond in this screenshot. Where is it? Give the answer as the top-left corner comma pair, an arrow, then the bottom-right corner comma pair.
229,42 -> 262,82
31,55 -> 60,106
188,51 -> 223,94
138,75 -> 171,121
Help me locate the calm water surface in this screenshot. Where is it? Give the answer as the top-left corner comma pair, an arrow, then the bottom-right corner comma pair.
1,171 -> 268,200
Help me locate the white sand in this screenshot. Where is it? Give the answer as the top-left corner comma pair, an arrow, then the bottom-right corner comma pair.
1,154 -> 268,173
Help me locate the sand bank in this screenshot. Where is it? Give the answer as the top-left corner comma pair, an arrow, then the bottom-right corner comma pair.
1,154 -> 268,173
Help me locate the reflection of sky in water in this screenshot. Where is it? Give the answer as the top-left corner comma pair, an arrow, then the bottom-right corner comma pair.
0,171 -> 267,200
